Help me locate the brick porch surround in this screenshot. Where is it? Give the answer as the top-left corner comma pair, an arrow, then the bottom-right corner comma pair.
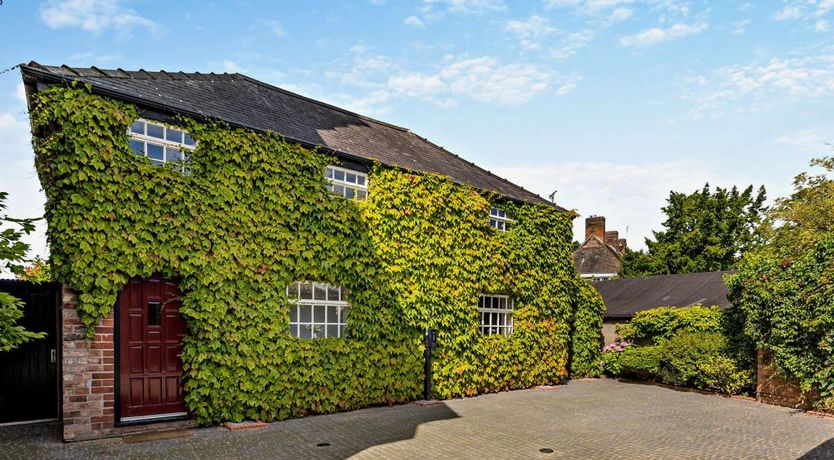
60,286 -> 193,442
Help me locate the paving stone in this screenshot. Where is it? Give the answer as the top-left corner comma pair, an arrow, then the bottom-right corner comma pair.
2,379 -> 834,459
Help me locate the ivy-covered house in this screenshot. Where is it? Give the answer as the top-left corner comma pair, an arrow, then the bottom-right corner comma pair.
20,62 -> 603,441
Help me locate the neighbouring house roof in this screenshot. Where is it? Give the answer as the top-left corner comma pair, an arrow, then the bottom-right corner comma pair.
20,62 -> 560,208
592,271 -> 735,320
573,235 -> 622,276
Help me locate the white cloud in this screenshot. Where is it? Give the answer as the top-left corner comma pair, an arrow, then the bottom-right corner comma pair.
608,7 -> 634,22
439,57 -> 551,104
684,54 -> 834,118
731,18 -> 751,35
620,22 -> 708,47
221,60 -> 245,73
491,160 -> 741,249
775,128 -> 828,153
555,82 -> 578,96
39,0 -> 158,35
422,0 -> 505,14
404,15 -> 425,28
0,111 -> 48,265
264,20 -> 286,37
816,19 -> 830,32
550,30 -> 595,59
773,5 -> 803,20
388,73 -> 446,97
15,84 -> 26,104
505,15 -> 556,50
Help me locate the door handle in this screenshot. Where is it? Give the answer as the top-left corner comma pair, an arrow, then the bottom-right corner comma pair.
50,349 -> 57,363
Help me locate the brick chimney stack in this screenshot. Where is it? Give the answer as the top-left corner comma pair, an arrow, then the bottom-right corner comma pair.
617,238 -> 627,255
604,230 -> 619,246
585,216 -> 605,241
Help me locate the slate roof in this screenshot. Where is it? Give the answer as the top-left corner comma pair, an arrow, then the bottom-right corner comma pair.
592,271 -> 735,320
573,235 -> 623,276
20,62 -> 557,207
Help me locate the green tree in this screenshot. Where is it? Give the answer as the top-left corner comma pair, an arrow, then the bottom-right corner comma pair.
17,256 -> 53,283
760,153 -> 834,258
0,191 -> 46,351
620,184 -> 767,277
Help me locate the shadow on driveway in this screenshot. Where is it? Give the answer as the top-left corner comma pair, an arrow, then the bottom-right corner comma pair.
0,402 -> 460,459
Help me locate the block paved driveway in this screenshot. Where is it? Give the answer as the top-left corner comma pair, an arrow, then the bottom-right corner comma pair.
3,379 -> 834,459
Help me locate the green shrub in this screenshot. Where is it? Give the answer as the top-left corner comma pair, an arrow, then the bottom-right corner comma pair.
604,304 -> 754,395
658,331 -> 753,394
605,345 -> 662,379
616,305 -> 723,344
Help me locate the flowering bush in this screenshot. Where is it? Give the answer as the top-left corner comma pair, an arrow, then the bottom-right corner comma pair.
601,341 -> 631,375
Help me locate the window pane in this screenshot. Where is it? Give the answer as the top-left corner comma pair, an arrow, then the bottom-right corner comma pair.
167,147 -> 183,163
300,305 -> 312,322
150,159 -> 164,166
130,121 -> 145,135
339,307 -> 349,323
166,128 -> 183,143
327,325 -> 339,338
129,140 -> 144,155
147,143 -> 164,160
345,187 -> 356,199
327,285 -> 340,301
299,282 -> 313,300
287,282 -> 299,299
147,302 -> 161,326
357,175 -> 366,186
356,190 -> 367,200
340,324 -> 347,337
334,184 -> 344,196
346,172 -> 356,183
313,305 -> 326,322
147,123 -> 164,139
183,133 -> 196,146
299,325 -> 312,339
325,167 -> 333,179
334,170 -> 344,181
326,305 -> 338,322
289,306 -> 298,322
314,284 -> 327,301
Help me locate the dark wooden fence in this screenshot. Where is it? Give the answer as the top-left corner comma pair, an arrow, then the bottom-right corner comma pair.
0,280 -> 60,424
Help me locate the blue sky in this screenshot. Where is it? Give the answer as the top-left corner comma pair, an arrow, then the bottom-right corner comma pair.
0,0 -> 832,258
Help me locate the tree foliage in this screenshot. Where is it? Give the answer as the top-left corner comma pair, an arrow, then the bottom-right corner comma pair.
0,191 -> 46,351
760,154 -> 834,258
621,184 -> 767,277
30,86 -> 604,424
727,153 -> 834,408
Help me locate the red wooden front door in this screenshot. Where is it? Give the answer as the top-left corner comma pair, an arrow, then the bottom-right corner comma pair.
118,277 -> 187,421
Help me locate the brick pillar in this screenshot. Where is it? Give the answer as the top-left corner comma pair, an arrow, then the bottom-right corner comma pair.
61,285 -> 116,441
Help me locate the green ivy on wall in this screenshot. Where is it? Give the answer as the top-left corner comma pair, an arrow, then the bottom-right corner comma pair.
30,85 -> 603,424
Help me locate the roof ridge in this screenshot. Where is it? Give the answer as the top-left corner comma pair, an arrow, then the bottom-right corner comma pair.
232,73 -> 410,133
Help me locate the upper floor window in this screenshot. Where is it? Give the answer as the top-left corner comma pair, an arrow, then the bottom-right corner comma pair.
326,165 -> 368,200
128,119 -> 195,171
286,281 -> 350,339
479,294 -> 514,336
489,208 -> 511,232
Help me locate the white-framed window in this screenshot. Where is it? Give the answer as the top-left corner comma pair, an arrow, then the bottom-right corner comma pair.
326,165 -> 368,200
286,281 -> 350,338
479,294 -> 514,336
489,208 -> 511,232
128,118 -> 196,170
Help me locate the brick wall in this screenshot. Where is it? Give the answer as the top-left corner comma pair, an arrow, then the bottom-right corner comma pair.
60,285 -> 195,441
61,285 -> 115,441
756,349 -> 818,410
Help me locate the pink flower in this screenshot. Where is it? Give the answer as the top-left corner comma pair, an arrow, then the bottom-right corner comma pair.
620,341 -> 629,347
614,346 -> 622,352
